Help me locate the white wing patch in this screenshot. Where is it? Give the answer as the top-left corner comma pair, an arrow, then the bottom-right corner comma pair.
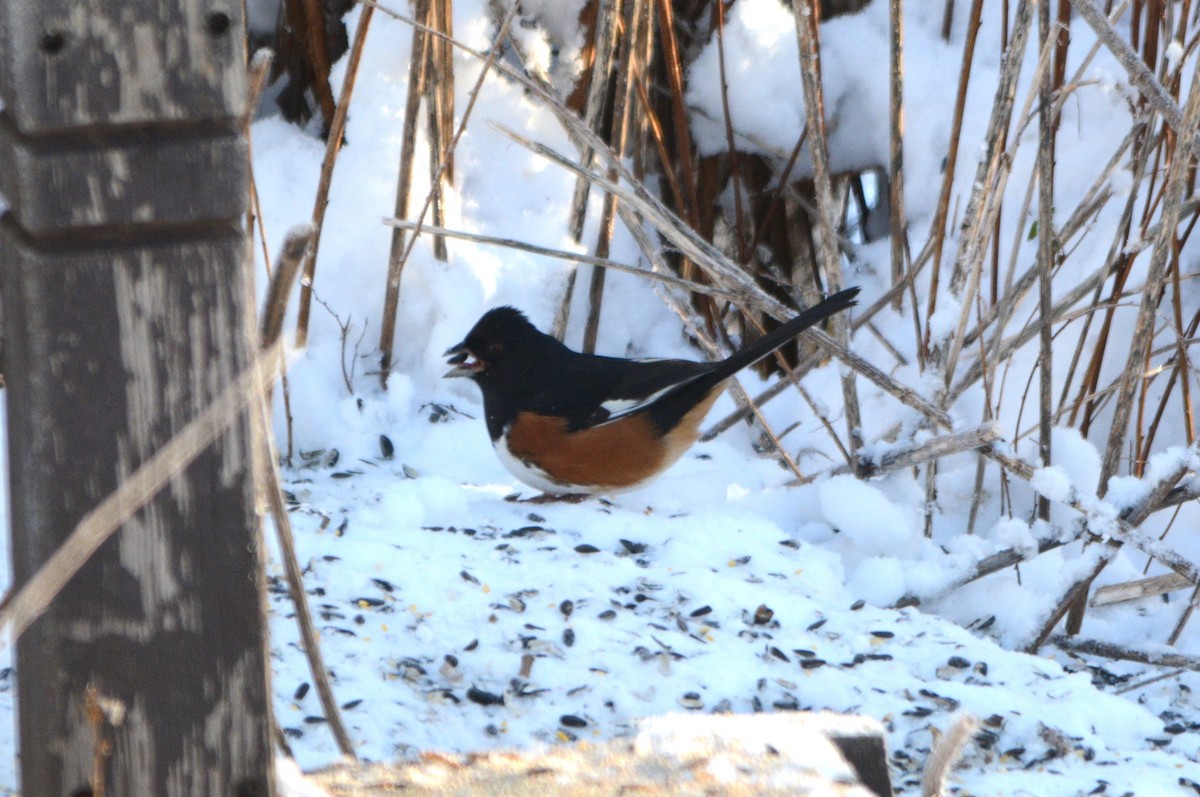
599,384 -> 677,420
597,372 -> 707,424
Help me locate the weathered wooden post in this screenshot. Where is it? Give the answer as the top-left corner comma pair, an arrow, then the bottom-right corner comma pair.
0,2 -> 274,795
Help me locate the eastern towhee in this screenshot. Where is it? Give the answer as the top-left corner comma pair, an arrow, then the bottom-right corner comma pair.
445,287 -> 859,495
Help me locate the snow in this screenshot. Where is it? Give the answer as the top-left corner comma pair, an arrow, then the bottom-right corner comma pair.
2,1 -> 1200,795
1031,465 -> 1074,504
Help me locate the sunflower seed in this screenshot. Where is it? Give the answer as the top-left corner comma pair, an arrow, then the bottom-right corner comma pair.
467,686 -> 505,706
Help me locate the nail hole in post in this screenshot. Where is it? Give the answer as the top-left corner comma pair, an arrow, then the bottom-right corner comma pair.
206,12 -> 231,37
39,30 -> 66,55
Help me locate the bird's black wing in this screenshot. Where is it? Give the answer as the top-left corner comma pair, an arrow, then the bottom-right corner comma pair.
525,354 -> 714,432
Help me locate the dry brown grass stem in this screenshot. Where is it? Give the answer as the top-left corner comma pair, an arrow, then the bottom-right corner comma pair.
1069,0 -> 1192,136
258,225 -> 357,759
944,0 -> 1034,302
244,49 -> 298,463
793,0 -> 864,469
1036,0 -> 1058,523
888,0 -> 911,316
295,3 -> 376,349
715,0 -> 750,266
940,5 -> 1048,393
921,0 -> 983,346
379,0 -> 433,388
652,0 -> 702,287
555,0 -> 622,342
582,0 -> 651,354
1167,579 -> 1200,644
377,3 -> 517,385
1098,56 -> 1200,492
299,0 -> 339,126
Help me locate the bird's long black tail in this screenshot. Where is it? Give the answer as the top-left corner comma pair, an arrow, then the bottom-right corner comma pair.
709,287 -> 860,382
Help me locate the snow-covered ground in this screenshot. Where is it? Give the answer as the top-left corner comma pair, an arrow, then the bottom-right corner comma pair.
4,1 -> 1200,794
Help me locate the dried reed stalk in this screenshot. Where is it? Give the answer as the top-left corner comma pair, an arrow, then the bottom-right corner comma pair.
554,0 -> 622,342
376,3 -> 516,386
379,0 -> 433,388
1051,634 -> 1200,671
1097,46 -> 1200,492
810,423 -> 1002,482
306,0 -> 338,123
888,0 -> 911,315
295,3 -> 376,349
582,0 -> 649,354
938,0 -> 1035,376
424,0 -> 454,260
1036,5 -> 1059,523
793,0 -> 864,469
920,0 -> 982,353
257,225 -> 357,758
652,0 -> 704,294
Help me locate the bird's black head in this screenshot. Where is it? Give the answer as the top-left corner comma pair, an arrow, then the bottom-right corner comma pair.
444,306 -> 559,387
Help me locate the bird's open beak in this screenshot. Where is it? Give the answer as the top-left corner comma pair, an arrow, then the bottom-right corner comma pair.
443,343 -> 483,378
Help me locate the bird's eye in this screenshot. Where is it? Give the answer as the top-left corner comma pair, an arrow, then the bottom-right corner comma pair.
485,341 -> 503,357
